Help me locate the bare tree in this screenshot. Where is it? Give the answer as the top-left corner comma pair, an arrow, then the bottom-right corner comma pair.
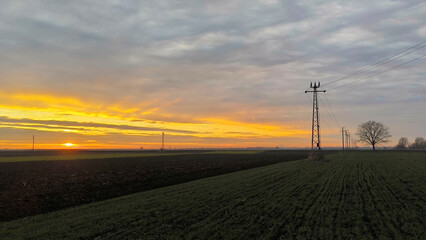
409,137 -> 426,149
356,120 -> 391,150
395,137 -> 409,149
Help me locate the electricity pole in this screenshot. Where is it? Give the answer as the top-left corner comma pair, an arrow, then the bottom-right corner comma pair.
305,82 -> 326,160
345,130 -> 350,151
161,132 -> 165,151
349,133 -> 351,150
341,127 -> 345,151
32,135 -> 35,151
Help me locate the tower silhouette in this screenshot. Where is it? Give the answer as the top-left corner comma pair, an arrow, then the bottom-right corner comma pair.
305,82 -> 326,160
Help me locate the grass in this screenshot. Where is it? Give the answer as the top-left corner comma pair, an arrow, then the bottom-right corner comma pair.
0,150 -> 261,163
1,151 -> 425,239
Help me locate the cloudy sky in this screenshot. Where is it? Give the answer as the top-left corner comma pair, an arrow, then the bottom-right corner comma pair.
0,0 -> 425,149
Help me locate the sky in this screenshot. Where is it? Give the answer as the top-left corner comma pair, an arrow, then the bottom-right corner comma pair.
0,0 -> 425,149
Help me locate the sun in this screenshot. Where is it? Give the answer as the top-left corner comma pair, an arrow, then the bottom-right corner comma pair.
64,143 -> 74,147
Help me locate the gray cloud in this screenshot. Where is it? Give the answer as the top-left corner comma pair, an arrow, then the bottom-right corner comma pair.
0,0 -> 425,145
0,116 -> 198,134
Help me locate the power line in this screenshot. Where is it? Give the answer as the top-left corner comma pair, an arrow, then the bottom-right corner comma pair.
303,41 -> 425,151
324,93 -> 341,127
328,54 -> 426,90
305,92 -> 313,104
318,95 -> 337,127
302,42 -> 426,148
318,95 -> 340,129
323,40 -> 426,87
319,112 -> 334,131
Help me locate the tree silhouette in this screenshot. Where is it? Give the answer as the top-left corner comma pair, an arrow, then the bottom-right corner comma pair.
395,137 -> 409,149
356,120 -> 391,150
410,137 -> 426,149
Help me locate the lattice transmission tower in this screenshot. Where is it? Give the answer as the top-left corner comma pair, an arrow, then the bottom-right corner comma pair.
305,82 -> 326,160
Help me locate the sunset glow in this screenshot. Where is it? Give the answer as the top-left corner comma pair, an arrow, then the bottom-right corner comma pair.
0,1 -> 424,150
0,91 -> 316,149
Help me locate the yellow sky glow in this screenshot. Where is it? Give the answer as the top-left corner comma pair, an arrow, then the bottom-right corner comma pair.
0,91 -> 336,149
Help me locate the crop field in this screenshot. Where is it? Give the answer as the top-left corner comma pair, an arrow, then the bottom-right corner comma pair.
0,150 -> 308,221
0,150 -> 261,163
0,151 -> 424,239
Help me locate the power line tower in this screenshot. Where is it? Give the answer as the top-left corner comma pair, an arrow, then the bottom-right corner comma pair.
305,82 -> 326,160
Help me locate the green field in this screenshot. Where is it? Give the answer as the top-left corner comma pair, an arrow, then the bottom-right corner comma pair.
1,151 -> 425,239
0,150 -> 261,163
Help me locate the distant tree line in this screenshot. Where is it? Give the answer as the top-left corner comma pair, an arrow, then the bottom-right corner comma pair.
395,137 -> 426,150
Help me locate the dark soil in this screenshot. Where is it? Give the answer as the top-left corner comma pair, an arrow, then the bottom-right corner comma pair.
0,151 -> 309,222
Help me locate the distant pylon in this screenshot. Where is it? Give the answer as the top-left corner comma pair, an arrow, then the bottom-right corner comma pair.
345,130 -> 350,150
161,132 -> 165,151
305,82 -> 326,160
32,135 -> 35,151
349,133 -> 351,149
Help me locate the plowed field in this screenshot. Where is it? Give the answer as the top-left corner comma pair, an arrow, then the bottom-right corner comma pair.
1,151 -> 425,239
0,150 -> 307,221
